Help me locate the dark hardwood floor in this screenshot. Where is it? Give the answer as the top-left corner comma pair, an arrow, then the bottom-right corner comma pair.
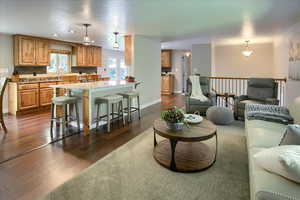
0,94 -> 184,200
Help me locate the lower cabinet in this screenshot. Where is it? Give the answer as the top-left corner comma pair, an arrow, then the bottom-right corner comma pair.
19,89 -> 39,110
39,88 -> 53,106
8,82 -> 57,115
161,75 -> 174,95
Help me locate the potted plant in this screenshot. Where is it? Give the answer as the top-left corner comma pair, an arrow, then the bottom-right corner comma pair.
161,107 -> 185,131
125,76 -> 135,82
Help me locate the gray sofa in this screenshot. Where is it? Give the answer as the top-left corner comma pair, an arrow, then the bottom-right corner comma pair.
245,97 -> 300,200
185,76 -> 216,115
235,78 -> 279,120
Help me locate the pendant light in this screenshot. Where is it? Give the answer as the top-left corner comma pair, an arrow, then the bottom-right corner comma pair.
82,24 -> 93,45
242,40 -> 253,57
113,32 -> 119,49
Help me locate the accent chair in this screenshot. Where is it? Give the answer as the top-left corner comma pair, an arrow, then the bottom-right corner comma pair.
185,76 -> 216,115
234,78 -> 279,120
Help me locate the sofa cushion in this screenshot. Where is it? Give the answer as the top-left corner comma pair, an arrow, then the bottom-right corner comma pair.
249,148 -> 300,200
253,145 -> 300,184
280,124 -> 300,145
245,119 -> 286,148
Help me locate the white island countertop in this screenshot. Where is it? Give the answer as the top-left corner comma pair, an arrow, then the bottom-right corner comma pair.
50,80 -> 134,90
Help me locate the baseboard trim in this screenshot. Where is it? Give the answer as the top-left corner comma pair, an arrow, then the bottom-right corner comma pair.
141,98 -> 161,109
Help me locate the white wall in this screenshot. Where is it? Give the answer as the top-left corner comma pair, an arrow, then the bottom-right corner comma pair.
0,34 -> 14,113
191,44 -> 212,76
213,43 -> 275,78
132,35 -> 161,107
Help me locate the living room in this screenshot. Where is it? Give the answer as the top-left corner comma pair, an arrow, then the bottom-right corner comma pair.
1,0 -> 300,200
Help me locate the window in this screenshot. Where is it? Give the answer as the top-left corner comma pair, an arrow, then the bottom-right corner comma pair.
107,57 -> 128,81
47,53 -> 70,73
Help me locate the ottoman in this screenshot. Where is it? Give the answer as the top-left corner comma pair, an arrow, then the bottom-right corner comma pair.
206,106 -> 234,125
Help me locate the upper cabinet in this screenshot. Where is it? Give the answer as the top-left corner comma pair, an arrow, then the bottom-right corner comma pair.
35,39 -> 50,66
14,35 -> 50,66
72,45 -> 102,67
124,35 -> 132,65
161,50 -> 172,68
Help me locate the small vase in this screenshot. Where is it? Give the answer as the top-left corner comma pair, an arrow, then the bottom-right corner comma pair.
166,122 -> 184,131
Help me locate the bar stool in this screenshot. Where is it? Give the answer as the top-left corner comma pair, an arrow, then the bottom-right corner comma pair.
50,96 -> 80,140
95,94 -> 125,132
119,91 -> 141,123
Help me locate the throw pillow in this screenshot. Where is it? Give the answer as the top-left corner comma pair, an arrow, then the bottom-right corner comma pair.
280,124 -> 300,145
253,145 -> 300,183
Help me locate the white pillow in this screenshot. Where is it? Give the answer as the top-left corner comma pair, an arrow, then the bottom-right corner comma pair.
254,145 -> 300,183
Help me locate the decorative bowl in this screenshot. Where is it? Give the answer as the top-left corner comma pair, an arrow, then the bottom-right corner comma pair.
184,114 -> 203,124
166,122 -> 184,131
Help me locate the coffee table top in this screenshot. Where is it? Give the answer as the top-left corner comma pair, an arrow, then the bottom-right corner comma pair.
153,119 -> 217,142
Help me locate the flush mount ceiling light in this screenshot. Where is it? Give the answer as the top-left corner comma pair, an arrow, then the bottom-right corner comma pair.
113,32 -> 119,49
242,40 -> 253,57
82,24 -> 94,45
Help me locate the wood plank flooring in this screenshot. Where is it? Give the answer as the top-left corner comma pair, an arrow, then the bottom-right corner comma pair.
0,94 -> 184,200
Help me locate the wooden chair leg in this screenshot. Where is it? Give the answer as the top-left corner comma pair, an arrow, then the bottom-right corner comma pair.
0,116 -> 7,134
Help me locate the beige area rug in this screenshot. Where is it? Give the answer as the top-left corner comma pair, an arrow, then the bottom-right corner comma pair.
40,121 -> 249,200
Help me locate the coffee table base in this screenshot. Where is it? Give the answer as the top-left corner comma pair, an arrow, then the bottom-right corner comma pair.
153,140 -> 216,172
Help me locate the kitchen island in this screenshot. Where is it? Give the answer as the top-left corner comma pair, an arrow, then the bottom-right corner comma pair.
51,80 -> 135,135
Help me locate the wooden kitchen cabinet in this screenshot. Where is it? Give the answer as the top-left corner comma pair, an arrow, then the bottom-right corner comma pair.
92,46 -> 102,66
161,75 -> 174,95
76,45 -> 87,66
124,35 -> 132,65
39,88 -> 53,106
14,35 -> 50,66
35,39 -> 50,66
161,50 -> 172,68
73,45 -> 102,67
8,82 -> 57,115
19,89 -> 39,110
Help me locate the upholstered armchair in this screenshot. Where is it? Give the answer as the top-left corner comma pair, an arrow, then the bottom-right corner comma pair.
185,76 -> 216,114
234,78 -> 279,120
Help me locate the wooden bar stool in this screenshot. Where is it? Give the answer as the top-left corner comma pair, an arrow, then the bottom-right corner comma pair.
0,77 -> 8,133
50,96 -> 80,140
95,94 -> 125,132
119,91 -> 141,122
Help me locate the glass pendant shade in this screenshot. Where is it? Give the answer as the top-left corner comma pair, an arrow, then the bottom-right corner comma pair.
113,32 -> 119,49
242,40 -> 253,57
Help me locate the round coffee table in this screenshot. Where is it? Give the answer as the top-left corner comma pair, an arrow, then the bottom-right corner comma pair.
153,119 -> 217,172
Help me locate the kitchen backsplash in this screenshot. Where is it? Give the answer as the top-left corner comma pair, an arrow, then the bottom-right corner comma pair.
71,66 -> 98,74
14,66 -> 98,75
15,66 -> 47,74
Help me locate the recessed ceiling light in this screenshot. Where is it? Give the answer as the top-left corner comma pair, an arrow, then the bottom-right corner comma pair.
53,33 -> 58,37
68,29 -> 75,34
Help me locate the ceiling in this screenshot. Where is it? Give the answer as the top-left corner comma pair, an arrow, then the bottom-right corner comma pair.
1,0 -> 300,50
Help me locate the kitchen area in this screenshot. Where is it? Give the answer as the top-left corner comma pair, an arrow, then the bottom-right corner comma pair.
161,49 -> 192,95
7,34 -> 124,116
0,32 -> 137,162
